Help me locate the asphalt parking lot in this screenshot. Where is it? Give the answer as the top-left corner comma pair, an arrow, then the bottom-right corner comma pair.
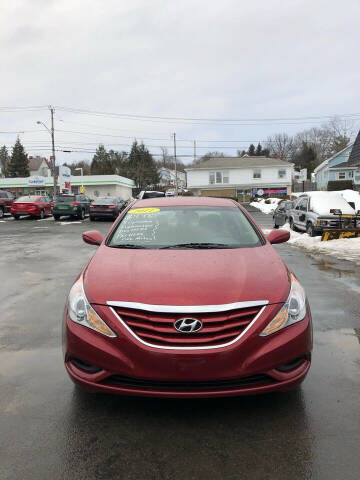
1,210 -> 360,480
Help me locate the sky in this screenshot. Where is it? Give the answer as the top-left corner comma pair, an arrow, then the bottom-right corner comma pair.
1,0 -> 360,167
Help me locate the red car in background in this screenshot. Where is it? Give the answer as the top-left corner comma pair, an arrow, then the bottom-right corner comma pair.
11,195 -> 52,219
0,191 -> 15,218
63,196 -> 312,398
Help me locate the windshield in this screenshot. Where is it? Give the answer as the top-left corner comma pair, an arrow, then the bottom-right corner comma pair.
16,196 -> 40,202
108,206 -> 262,249
55,195 -> 76,202
93,197 -> 116,205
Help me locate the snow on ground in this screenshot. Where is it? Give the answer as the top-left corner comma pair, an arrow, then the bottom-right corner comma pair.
249,198 -> 281,214
267,223 -> 360,265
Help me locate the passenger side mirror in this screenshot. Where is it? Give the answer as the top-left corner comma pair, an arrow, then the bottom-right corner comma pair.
267,229 -> 290,244
82,230 -> 103,246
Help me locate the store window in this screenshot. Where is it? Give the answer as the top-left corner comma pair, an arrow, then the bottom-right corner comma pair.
278,169 -> 286,178
253,170 -> 261,179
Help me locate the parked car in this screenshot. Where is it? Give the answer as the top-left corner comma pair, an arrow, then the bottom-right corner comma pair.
90,197 -> 127,221
52,194 -> 91,220
0,191 -> 15,218
63,197 -> 312,397
288,192 -> 359,236
273,200 -> 294,228
11,195 -> 52,219
137,191 -> 165,199
165,188 -> 186,196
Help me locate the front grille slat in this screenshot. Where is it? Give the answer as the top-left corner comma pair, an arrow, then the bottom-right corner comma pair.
114,304 -> 263,348
125,318 -> 252,335
102,373 -> 274,391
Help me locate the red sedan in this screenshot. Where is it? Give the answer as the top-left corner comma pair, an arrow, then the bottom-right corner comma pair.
11,195 -> 52,219
63,197 -> 312,397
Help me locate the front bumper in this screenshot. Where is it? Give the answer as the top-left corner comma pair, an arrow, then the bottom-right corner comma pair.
63,303 -> 312,397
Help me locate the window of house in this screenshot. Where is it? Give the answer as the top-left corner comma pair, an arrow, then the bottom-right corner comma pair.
253,170 -> 261,179
337,172 -> 346,180
278,169 -> 286,178
209,171 -> 230,184
349,171 -> 354,178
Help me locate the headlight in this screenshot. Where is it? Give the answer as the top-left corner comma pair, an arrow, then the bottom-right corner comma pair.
260,273 -> 307,336
317,220 -> 328,226
68,277 -> 116,337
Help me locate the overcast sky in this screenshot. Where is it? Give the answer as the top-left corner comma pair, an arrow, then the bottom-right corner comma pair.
1,0 -> 360,166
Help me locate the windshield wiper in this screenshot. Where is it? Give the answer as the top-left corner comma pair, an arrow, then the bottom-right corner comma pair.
160,242 -> 233,249
109,244 -> 147,249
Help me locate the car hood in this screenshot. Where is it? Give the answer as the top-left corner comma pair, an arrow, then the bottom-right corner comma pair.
84,244 -> 290,307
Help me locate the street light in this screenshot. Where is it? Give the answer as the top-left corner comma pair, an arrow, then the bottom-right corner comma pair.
36,108 -> 57,197
75,167 -> 84,192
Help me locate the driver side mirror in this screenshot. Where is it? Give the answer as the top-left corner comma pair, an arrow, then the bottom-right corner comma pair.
267,229 -> 290,244
82,230 -> 103,246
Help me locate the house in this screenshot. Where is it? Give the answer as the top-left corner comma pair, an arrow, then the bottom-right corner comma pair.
185,156 -> 294,197
0,174 -> 134,200
158,167 -> 186,188
28,156 -> 51,177
313,142 -> 360,190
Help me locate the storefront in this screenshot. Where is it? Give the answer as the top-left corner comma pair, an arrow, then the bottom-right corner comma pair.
0,174 -> 134,200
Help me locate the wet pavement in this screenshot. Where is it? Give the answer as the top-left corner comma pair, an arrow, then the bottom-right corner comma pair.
1,210 -> 360,479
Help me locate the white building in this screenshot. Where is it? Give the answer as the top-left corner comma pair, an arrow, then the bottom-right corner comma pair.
0,174 -> 134,199
158,167 -> 186,188
28,156 -> 51,177
185,156 -> 294,197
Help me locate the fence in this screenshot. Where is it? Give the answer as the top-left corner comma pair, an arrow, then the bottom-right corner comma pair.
292,182 -> 317,193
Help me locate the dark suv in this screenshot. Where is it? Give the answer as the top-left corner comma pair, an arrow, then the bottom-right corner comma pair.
52,194 -> 91,220
0,191 -> 15,218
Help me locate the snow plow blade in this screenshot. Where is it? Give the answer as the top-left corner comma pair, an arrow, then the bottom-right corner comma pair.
321,229 -> 360,241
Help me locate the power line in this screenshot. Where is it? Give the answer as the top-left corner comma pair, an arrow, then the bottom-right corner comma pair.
54,106 -> 360,123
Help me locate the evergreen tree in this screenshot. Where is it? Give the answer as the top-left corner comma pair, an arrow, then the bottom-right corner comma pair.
90,144 -> 115,174
262,147 -> 270,157
122,141 -> 160,189
255,143 -> 263,156
294,142 -> 317,179
7,138 -> 29,177
0,145 -> 9,177
248,144 -> 256,156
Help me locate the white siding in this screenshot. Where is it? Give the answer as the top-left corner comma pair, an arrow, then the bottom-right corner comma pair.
187,166 -> 293,189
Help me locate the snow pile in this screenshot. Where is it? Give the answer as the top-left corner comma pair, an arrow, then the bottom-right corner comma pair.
279,223 -> 360,265
337,190 -> 360,211
250,198 -> 281,214
306,191 -> 356,215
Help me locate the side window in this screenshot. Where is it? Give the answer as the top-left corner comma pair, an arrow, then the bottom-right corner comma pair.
299,198 -> 308,211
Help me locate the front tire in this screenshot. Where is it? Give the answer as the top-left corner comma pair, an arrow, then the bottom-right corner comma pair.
39,209 -> 45,219
289,218 -> 298,232
306,223 -> 316,237
90,216 -> 96,221
0,207 -> 4,218
79,209 -> 85,220
13,215 -> 20,220
53,215 -> 60,221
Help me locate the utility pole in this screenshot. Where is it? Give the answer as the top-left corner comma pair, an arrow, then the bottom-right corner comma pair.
193,140 -> 196,164
50,106 -> 57,197
173,132 -> 178,195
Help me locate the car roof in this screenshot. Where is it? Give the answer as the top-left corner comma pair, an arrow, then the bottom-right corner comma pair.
134,196 -> 238,208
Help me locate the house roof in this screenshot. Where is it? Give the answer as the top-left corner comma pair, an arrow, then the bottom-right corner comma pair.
185,156 -> 292,170
348,130 -> 360,166
28,156 -> 50,171
329,161 -> 357,169
313,143 -> 354,173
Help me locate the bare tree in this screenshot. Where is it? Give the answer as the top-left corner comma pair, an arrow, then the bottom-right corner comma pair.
265,133 -> 295,161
